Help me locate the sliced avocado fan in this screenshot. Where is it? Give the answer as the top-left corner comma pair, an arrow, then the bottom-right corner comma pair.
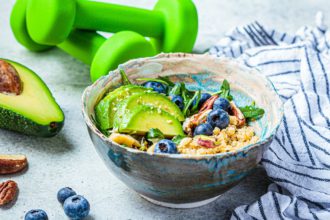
0,59 -> 64,137
95,85 -> 150,131
114,105 -> 184,137
115,92 -> 185,123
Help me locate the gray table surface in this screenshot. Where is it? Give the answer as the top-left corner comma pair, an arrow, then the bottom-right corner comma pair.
1,0 -> 329,219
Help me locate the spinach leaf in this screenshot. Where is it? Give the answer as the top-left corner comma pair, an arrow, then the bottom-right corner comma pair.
182,90 -> 200,117
239,104 -> 265,120
118,65 -> 132,85
172,135 -> 186,145
136,78 -> 170,86
219,79 -> 233,101
158,76 -> 175,87
146,128 -> 165,142
190,90 -> 201,115
213,79 -> 233,101
136,76 -> 175,87
169,83 -> 182,96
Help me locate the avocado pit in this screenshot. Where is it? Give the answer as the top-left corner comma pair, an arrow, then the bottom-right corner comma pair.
0,60 -> 22,95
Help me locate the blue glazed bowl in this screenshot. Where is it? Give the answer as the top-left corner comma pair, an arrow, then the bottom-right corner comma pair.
82,53 -> 283,208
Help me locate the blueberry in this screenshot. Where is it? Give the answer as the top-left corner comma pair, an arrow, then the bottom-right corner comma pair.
170,95 -> 184,110
57,187 -> 77,204
213,97 -> 230,111
25,209 -> 48,220
207,109 -> 229,129
143,81 -> 167,94
154,139 -> 177,154
63,195 -> 90,220
192,93 -> 211,108
193,123 -> 213,136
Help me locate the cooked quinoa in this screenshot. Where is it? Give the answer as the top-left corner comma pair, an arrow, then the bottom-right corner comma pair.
177,116 -> 259,155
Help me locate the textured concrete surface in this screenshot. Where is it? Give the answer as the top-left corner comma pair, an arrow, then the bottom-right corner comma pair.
0,0 -> 329,219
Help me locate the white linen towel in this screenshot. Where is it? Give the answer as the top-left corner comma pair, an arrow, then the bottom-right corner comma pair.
209,12 -> 330,220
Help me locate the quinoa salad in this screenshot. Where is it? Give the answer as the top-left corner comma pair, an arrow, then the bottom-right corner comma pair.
94,68 -> 265,156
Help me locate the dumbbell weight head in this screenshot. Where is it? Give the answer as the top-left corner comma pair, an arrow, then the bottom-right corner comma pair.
26,0 -> 76,45
10,0 -> 52,51
151,0 -> 198,53
91,31 -> 157,82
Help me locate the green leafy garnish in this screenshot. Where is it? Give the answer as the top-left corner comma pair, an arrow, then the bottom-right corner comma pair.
219,79 -> 233,101
136,78 -> 170,86
213,79 -> 233,101
239,103 -> 265,121
146,128 -> 165,143
190,90 -> 201,114
136,76 -> 175,87
158,76 -> 175,87
118,65 -> 132,85
182,90 -> 200,117
169,83 -> 183,96
172,135 -> 186,145
139,137 -> 149,151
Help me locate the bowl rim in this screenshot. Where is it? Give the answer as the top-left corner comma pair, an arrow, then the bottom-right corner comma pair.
82,53 -> 284,160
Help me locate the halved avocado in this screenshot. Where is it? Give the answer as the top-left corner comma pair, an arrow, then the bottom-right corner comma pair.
0,59 -> 64,137
115,92 -> 184,124
95,85 -> 149,131
114,105 -> 184,137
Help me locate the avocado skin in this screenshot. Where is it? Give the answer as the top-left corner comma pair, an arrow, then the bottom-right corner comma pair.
0,106 -> 64,137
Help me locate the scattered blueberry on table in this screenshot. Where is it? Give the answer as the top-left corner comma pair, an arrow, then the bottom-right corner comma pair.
25,209 -> 48,220
194,123 -> 214,136
154,139 -> 177,154
143,81 -> 167,94
63,195 -> 90,220
207,109 -> 230,129
57,187 -> 77,204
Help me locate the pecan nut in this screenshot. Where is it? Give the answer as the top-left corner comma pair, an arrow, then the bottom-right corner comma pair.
230,101 -> 246,127
0,154 -> 28,174
0,180 -> 18,206
0,60 -> 22,95
199,95 -> 218,112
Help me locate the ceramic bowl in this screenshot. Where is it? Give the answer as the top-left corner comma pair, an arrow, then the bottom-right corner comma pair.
82,53 -> 283,208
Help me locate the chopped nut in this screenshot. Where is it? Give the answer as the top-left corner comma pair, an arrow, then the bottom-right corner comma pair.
230,101 -> 246,127
0,180 -> 18,206
196,138 -> 215,148
199,95 -> 218,112
0,154 -> 28,174
183,109 -> 212,136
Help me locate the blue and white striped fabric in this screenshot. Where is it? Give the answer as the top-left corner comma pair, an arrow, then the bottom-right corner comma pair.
209,12 -> 330,220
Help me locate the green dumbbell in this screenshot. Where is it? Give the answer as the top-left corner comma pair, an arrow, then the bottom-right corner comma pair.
25,0 -> 198,53
10,0 -> 156,82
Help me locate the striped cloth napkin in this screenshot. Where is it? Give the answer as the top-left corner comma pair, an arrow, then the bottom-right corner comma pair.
209,12 -> 330,220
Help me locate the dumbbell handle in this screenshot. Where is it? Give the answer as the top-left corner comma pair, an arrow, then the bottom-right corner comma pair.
75,0 -> 164,38
58,30 -> 104,65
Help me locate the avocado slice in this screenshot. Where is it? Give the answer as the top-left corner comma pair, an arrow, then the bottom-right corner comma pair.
115,92 -> 184,123
114,105 -> 184,137
0,59 -> 64,137
95,85 -> 150,131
